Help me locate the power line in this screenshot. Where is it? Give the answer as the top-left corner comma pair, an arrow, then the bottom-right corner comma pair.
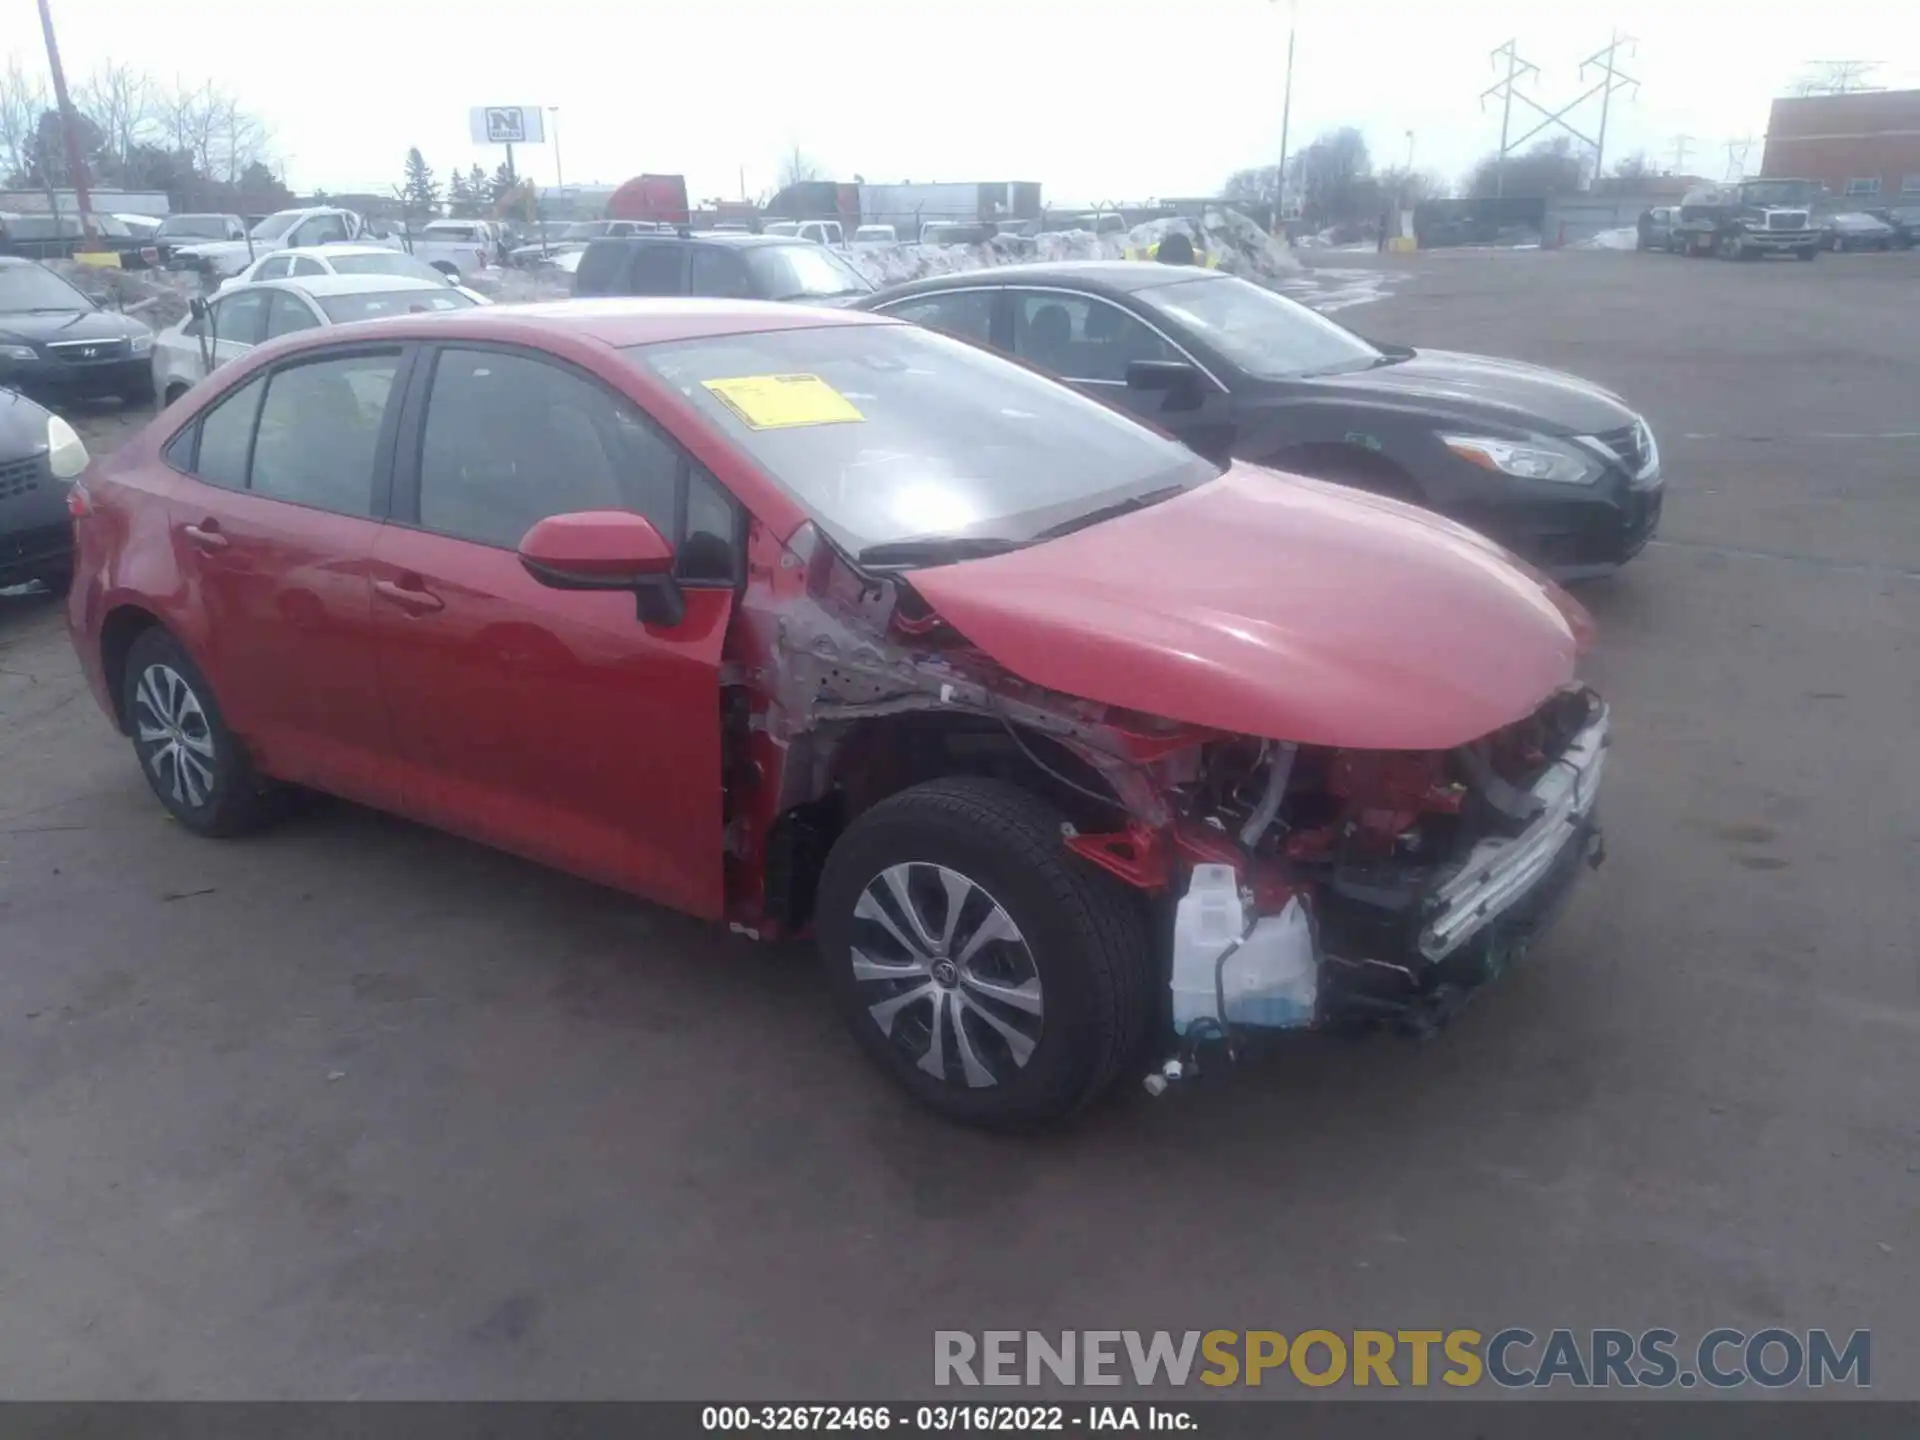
1791,60 -> 1884,96
1478,33 -> 1640,192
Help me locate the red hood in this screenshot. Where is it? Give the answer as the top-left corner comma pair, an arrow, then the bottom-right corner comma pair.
909,464 -> 1592,752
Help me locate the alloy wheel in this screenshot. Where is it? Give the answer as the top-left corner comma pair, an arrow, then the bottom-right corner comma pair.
849,862 -> 1044,1089
133,662 -> 217,809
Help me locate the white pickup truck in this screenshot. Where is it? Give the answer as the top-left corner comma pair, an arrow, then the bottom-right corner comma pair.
401,220 -> 499,280
165,206 -> 404,282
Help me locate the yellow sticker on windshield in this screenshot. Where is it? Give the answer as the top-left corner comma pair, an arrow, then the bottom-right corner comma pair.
702,373 -> 865,430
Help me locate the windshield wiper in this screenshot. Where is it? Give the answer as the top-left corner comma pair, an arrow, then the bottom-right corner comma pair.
856,535 -> 1026,568
1029,484 -> 1187,543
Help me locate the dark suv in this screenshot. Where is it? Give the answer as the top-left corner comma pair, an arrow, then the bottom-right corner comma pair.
571,232 -> 874,305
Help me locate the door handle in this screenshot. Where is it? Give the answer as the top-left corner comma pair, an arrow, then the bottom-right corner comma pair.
374,578 -> 445,614
181,521 -> 228,551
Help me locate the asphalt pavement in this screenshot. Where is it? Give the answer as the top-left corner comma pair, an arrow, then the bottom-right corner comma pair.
2,248 -> 1915,1399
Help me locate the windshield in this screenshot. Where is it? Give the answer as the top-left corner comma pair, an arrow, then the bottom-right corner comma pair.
158,215 -> 230,240
628,323 -> 1219,560
742,244 -> 872,301
251,212 -> 301,240
0,263 -> 92,312
1138,274 -> 1379,379
329,252 -> 447,283
317,288 -> 476,323
1741,181 -> 1816,206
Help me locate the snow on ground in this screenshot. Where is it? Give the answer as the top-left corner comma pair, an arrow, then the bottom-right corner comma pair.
1572,226 -> 1640,251
1273,266 -> 1397,314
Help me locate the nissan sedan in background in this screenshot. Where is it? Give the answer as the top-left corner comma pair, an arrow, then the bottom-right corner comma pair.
0,256 -> 156,405
149,273 -> 476,403
858,262 -> 1664,579
68,298 -> 1608,1129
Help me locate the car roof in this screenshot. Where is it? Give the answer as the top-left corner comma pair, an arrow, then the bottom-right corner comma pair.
256,273 -> 450,297
286,244 -> 413,261
591,232 -> 812,250
867,259 -> 1230,301
287,296 -> 894,350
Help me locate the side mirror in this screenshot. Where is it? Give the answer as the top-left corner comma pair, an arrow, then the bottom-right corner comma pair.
189,296 -> 208,321
518,510 -> 683,625
1125,359 -> 1203,409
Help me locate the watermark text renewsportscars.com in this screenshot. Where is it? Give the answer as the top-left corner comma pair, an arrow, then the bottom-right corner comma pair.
934,1329 -> 1871,1390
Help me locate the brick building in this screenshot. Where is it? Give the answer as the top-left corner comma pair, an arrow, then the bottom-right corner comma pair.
1761,89 -> 1920,204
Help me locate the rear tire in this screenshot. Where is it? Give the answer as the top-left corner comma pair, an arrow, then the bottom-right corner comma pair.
121,628 -> 279,838
816,777 -> 1154,1130
164,382 -> 190,407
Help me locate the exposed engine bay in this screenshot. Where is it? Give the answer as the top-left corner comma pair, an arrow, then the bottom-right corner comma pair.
723,519 -> 1608,1070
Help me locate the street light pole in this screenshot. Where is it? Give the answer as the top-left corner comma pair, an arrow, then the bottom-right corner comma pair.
548,106 -> 564,210
35,0 -> 96,248
1273,0 -> 1297,233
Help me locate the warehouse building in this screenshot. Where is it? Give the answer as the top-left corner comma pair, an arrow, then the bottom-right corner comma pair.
1761,89 -> 1920,203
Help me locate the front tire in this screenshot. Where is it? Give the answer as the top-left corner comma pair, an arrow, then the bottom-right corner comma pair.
1797,246 -> 1819,261
122,628 -> 278,837
816,777 -> 1153,1130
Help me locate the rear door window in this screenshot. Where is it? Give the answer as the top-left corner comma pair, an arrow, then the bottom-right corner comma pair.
688,246 -> 751,298
212,289 -> 272,347
625,243 -> 686,296
264,290 -> 321,339
248,351 -> 403,516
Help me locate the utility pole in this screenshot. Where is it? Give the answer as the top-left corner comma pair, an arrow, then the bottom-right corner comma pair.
1580,30 -> 1638,181
34,0 -> 95,247
1483,41 -> 1536,197
1670,134 -> 1693,174
547,107 -> 564,208
1272,0 -> 1297,229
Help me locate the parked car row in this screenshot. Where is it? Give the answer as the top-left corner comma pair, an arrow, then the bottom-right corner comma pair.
1638,201 -> 1917,256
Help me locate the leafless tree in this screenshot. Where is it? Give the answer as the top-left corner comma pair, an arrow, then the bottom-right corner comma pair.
162,77 -> 224,179
0,56 -> 48,184
777,144 -> 822,189
76,59 -> 154,171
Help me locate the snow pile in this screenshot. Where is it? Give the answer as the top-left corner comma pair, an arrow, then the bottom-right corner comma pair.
842,208 -> 1301,291
1572,226 -> 1640,251
48,260 -> 200,330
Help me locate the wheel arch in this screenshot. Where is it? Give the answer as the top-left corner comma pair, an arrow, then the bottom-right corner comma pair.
763,710 -> 1134,933
99,603 -> 168,733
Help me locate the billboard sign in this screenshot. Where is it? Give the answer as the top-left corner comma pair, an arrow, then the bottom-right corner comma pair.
469,107 -> 545,145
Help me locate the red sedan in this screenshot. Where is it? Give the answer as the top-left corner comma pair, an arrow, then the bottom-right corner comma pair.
67,298 -> 1610,1128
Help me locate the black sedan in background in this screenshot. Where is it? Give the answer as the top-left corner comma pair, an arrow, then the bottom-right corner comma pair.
856,262 -> 1663,579
0,384 -> 85,594
0,257 -> 156,405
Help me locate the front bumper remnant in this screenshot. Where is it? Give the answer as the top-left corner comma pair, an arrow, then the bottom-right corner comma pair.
1419,702 -> 1609,962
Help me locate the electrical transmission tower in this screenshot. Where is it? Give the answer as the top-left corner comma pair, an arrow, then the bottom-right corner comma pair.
1724,136 -> 1754,180
1670,135 -> 1694,174
1479,32 -> 1640,195
1792,61 -> 1884,95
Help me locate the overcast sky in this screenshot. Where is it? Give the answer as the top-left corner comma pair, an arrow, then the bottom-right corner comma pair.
9,0 -> 1918,202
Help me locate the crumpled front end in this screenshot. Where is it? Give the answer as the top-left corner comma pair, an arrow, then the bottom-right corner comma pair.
723,518 -> 1610,1085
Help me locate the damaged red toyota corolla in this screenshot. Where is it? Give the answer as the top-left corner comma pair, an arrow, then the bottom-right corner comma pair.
66,300 -> 1609,1129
